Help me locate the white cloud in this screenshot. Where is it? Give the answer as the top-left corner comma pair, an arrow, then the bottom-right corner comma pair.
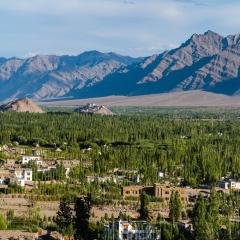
0,0 -> 185,20
0,0 -> 240,57
0,0 -> 234,29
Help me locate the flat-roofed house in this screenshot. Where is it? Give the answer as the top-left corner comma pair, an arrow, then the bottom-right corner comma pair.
154,184 -> 189,203
5,159 -> 16,167
21,156 -> 42,166
217,179 -> 240,191
0,169 -> 12,184
10,168 -> 33,187
122,185 -> 144,198
229,180 -> 240,190
218,181 -> 229,189
122,184 -> 189,204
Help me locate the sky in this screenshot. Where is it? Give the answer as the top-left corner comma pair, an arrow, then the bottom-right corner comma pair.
0,0 -> 240,58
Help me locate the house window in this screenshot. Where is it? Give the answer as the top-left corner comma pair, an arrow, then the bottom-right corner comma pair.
122,233 -> 128,239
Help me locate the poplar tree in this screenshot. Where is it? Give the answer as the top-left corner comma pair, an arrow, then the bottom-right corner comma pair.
193,195 -> 208,240
139,192 -> 149,220
169,191 -> 182,222
74,194 -> 92,240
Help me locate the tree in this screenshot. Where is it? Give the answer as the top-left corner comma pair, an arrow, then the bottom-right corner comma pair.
192,195 -> 208,240
6,209 -> 14,225
0,213 -> 7,230
174,191 -> 182,221
74,194 -> 92,240
139,192 -> 149,220
206,190 -> 220,240
169,191 -> 182,222
55,197 -> 73,236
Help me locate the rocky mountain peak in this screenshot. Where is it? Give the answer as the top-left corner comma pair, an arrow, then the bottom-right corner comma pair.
225,33 -> 240,47
75,31 -> 240,98
0,31 -> 240,100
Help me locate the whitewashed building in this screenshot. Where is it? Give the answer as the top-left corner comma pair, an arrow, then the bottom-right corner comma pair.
218,179 -> 240,190
229,180 -> 240,190
12,168 -> 33,187
21,156 -> 42,166
104,220 -> 160,240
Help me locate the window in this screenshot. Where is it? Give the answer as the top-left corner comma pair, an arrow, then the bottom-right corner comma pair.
122,233 -> 128,239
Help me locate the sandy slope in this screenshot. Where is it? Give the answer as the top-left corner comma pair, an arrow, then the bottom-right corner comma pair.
40,91 -> 240,108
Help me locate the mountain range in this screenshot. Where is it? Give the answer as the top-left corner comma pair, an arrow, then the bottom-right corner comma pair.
1,30 -> 240,101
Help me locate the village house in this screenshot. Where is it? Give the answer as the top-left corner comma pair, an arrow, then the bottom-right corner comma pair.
0,169 -> 12,185
1,145 -> 9,151
5,159 -> 16,167
37,166 -> 70,178
10,147 -> 26,155
218,179 -> 240,190
10,168 -> 33,187
122,183 -> 230,204
21,155 -> 42,166
55,159 -> 80,168
229,180 -> 240,190
104,219 -> 160,240
0,168 -> 32,187
154,184 -> 188,202
158,171 -> 165,178
37,166 -> 56,173
122,184 -> 189,203
122,185 -> 143,198
218,180 -> 229,189
87,175 -> 117,184
110,169 -> 141,183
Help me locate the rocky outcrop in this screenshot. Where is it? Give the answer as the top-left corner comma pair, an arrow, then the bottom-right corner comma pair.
74,103 -> 114,115
0,98 -> 44,113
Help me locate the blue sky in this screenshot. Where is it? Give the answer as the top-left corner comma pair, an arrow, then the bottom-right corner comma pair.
0,0 -> 240,58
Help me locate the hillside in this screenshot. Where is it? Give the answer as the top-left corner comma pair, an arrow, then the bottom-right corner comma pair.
71,31 -> 240,98
0,51 -> 141,100
41,91 -> 240,107
1,31 -> 240,101
0,98 -> 44,113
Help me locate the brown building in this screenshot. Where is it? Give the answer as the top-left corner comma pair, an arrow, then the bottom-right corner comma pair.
122,185 -> 144,198
154,184 -> 188,203
122,184 -> 189,203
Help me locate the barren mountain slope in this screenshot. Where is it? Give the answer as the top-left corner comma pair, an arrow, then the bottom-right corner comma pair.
0,98 -> 44,113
